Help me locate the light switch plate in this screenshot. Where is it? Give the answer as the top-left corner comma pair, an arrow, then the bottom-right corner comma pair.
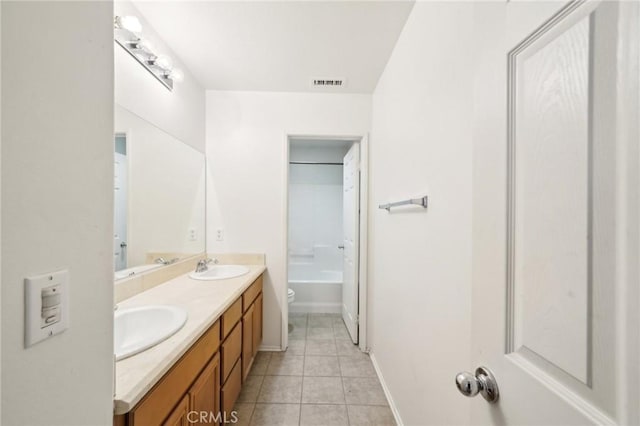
25,269 -> 70,348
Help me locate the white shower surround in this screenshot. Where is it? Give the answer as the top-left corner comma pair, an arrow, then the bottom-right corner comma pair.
288,249 -> 343,313
288,146 -> 346,314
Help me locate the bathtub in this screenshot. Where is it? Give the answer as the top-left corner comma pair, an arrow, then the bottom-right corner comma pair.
288,263 -> 343,314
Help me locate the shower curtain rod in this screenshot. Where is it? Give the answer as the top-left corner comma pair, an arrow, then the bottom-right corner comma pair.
289,161 -> 344,166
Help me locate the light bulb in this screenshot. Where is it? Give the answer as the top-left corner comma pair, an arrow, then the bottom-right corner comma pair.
154,54 -> 173,71
169,69 -> 184,83
115,16 -> 142,34
138,38 -> 154,53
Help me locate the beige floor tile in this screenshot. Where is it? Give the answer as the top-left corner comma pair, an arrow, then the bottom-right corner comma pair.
347,405 -> 396,426
308,316 -> 334,328
300,404 -> 348,426
301,376 -> 345,404
266,353 -> 304,376
333,324 -> 351,340
343,377 -> 388,405
331,317 -> 346,327
257,376 -> 303,403
249,351 -> 272,376
232,402 -> 255,426
306,327 -> 335,340
335,340 -> 363,357
303,356 -> 341,377
288,326 -> 307,340
305,339 -> 337,356
237,375 -> 264,403
249,403 -> 300,426
289,315 -> 308,327
338,356 -> 376,377
286,339 -> 306,356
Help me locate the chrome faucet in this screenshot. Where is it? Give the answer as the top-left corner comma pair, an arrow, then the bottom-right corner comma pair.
195,258 -> 218,273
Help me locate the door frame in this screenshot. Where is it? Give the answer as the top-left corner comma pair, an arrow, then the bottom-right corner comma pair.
282,133 -> 369,353
114,130 -> 131,271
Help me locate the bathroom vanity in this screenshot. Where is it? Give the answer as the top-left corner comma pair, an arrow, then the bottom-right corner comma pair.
113,266 -> 265,426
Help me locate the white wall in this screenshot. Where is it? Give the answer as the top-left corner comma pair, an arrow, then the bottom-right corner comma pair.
206,91 -> 370,349
115,0 -> 205,152
0,2 -> 3,419
369,2 -> 475,424
1,2 -> 114,424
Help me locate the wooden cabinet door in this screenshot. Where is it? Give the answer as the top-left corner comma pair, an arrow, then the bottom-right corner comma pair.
252,293 -> 263,358
242,304 -> 254,380
162,395 -> 189,426
189,354 -> 221,426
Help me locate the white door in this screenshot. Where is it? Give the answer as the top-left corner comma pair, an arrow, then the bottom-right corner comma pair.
114,136 -> 128,272
469,1 -> 639,424
342,142 -> 360,343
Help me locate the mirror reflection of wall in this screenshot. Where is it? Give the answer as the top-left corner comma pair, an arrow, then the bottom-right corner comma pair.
114,105 -> 205,279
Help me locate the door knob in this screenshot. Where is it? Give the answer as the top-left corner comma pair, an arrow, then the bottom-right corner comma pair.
338,245 -> 344,249
455,366 -> 499,403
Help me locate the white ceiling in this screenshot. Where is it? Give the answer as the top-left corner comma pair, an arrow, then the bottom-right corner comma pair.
133,1 -> 414,93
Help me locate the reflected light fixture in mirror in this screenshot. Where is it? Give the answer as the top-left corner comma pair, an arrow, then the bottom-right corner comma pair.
114,15 -> 184,91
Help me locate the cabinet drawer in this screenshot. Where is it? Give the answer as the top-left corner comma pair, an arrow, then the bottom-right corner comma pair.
221,298 -> 242,339
221,323 -> 242,382
242,276 -> 263,312
221,360 -> 242,418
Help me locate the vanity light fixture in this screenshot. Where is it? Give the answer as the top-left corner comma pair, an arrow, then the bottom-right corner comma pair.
115,15 -> 142,34
169,69 -> 185,83
114,15 -> 183,91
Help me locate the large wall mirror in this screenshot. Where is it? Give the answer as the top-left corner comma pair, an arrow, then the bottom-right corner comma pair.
114,105 -> 205,280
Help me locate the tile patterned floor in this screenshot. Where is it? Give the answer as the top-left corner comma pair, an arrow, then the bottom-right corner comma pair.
233,313 -> 396,426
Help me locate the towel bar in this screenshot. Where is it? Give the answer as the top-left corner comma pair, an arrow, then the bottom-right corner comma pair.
379,196 -> 428,211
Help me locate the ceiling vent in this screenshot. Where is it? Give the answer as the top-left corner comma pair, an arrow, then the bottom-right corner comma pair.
311,78 -> 347,88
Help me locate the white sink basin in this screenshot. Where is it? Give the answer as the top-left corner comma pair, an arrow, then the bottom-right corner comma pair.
189,265 -> 250,281
114,305 -> 188,361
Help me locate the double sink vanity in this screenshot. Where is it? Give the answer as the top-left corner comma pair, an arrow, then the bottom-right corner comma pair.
112,102 -> 262,424
113,256 -> 266,425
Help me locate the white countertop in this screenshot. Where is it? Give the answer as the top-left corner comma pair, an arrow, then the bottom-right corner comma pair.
114,265 -> 266,415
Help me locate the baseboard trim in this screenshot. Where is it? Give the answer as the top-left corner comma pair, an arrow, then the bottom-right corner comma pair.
258,345 -> 282,352
369,352 -> 404,426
